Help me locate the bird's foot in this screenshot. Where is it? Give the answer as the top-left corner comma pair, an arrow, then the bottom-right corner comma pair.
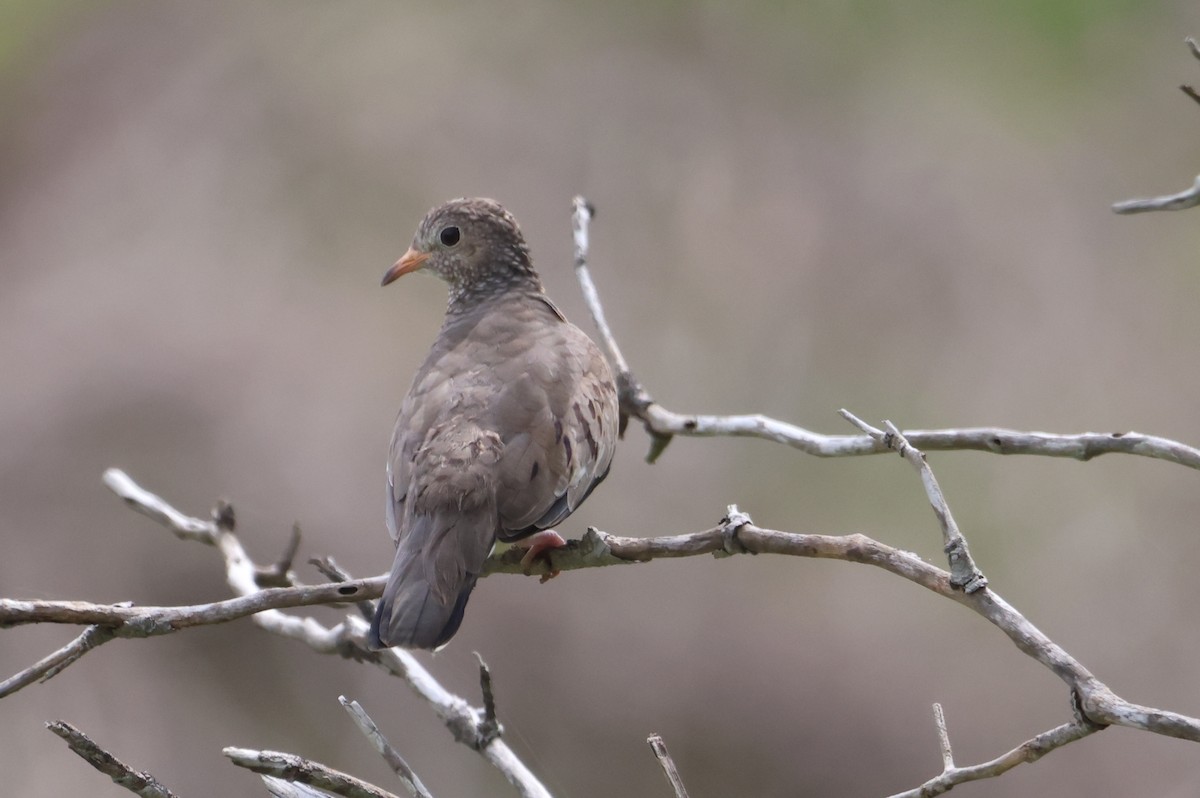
517,530 -> 567,583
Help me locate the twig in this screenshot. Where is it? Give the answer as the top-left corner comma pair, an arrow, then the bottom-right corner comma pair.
47,720 -> 180,798
225,747 -> 401,798
0,622 -> 116,698
1113,38 -> 1200,210
475,652 -> 503,746
571,196 -> 628,377
840,412 -> 987,592
933,704 -> 954,771
647,734 -> 690,798
0,580 -> 380,630
339,696 -> 434,798
262,776 -> 338,798
1112,174 -> 1200,214
887,715 -> 1099,797
256,523 -> 303,587
570,198 -> 1200,466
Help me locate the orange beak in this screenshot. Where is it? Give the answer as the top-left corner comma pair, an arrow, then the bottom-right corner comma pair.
381,247 -> 430,286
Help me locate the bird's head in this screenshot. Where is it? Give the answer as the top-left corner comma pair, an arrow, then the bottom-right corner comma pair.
382,198 -> 540,304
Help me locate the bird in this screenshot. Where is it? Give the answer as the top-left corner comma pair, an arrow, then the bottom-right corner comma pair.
369,198 -> 619,650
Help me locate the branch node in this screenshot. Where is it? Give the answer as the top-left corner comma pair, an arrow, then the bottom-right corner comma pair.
945,538 -> 989,593
212,500 -> 236,532
1071,688 -> 1110,731
716,504 -> 754,557
255,523 -> 302,588
578,527 -> 615,563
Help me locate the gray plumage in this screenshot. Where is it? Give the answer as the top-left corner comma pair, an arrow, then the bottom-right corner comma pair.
369,198 -> 618,650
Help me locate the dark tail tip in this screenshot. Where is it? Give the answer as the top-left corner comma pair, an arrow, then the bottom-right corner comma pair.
368,577 -> 477,651
367,602 -> 388,650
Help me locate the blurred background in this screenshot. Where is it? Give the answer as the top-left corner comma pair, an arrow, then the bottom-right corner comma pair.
2,1 -> 1199,795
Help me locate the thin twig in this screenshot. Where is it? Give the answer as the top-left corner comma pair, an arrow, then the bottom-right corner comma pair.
840,412 -> 987,593
256,523 -> 303,587
933,704 -> 954,771
1113,174 -> 1200,214
1114,38 -> 1200,209
47,721 -> 180,798
0,622 -> 116,698
647,734 -> 690,798
475,652 -> 503,746
225,747 -> 401,798
887,720 -> 1099,797
261,776 -> 337,798
339,696 -> 435,798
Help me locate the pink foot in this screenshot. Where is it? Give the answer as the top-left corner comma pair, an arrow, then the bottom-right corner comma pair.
517,530 -> 567,582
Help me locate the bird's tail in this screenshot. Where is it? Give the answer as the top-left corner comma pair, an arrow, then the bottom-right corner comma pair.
369,560 -> 476,651
368,507 -> 493,651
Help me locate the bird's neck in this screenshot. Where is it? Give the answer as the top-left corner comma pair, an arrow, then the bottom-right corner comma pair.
445,272 -> 545,316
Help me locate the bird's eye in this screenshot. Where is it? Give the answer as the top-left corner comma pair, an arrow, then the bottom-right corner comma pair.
439,226 -> 461,247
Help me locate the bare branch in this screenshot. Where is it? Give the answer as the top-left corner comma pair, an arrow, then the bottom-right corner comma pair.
262,776 -> 339,798
0,580 -> 379,630
841,412 -> 987,592
5,468 -> 554,796
888,717 -> 1099,797
0,622 -> 117,698
339,696 -> 435,798
104,467 -> 218,543
112,470 -> 552,797
491,518 -> 1200,743
15,469 -> 1200,755
570,198 -> 1200,468
646,734 -> 690,798
225,747 -> 402,798
47,720 -> 179,798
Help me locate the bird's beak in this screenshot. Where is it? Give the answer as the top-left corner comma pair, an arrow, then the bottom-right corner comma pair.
381,247 -> 430,286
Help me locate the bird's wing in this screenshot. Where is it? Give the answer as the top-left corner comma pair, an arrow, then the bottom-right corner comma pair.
493,317 -> 619,538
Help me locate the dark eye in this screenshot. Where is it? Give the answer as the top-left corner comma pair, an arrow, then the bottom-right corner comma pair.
439,226 -> 461,247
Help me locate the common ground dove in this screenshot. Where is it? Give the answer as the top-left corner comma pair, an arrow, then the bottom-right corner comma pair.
369,198 -> 619,650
